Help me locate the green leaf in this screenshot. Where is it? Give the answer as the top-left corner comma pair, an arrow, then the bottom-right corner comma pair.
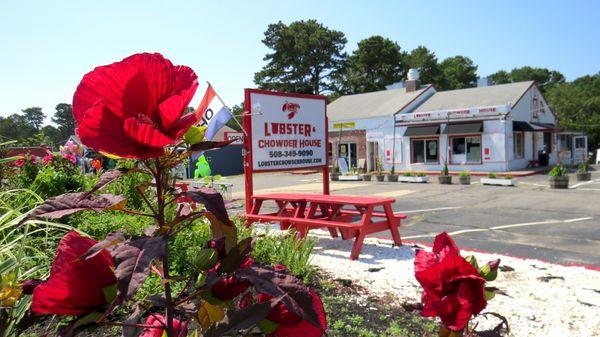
184,125 -> 207,145
192,248 -> 218,271
465,255 -> 478,270
485,290 -> 496,301
102,284 -> 117,303
258,319 -> 279,334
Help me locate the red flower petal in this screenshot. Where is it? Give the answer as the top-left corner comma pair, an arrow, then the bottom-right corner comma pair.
75,102 -> 164,158
72,53 -> 198,159
32,232 -> 116,315
123,117 -> 175,148
432,232 -> 460,258
140,314 -> 187,337
272,289 -> 327,337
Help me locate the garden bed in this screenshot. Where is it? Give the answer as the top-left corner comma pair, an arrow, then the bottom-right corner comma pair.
308,230 -> 600,337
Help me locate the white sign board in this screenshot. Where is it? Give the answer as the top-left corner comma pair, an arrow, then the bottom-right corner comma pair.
396,104 -> 510,123
223,132 -> 244,145
248,91 -> 327,171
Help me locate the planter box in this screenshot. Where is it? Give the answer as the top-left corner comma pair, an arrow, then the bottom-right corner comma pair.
577,172 -> 591,181
387,174 -> 399,182
399,176 -> 429,183
375,175 -> 385,182
481,177 -> 516,186
459,176 -> 471,185
330,174 -> 340,181
549,176 -> 569,189
362,174 -> 372,181
339,174 -> 362,181
438,175 -> 452,184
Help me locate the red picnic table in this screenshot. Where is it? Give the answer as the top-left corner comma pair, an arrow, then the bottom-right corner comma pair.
245,193 -> 406,260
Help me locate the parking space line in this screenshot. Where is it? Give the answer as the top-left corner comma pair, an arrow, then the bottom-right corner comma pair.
402,216 -> 593,240
398,206 -> 462,214
570,179 -> 600,189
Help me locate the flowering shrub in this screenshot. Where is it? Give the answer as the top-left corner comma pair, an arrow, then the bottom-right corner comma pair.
17,53 -> 326,337
414,232 -> 500,336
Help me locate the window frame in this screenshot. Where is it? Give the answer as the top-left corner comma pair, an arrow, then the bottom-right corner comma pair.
410,137 -> 440,164
449,134 -> 483,165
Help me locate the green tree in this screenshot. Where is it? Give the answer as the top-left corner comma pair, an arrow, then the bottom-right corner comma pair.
254,20 -> 347,95
488,70 -> 511,85
51,103 -> 75,143
405,46 -> 441,86
335,36 -> 407,94
546,73 -> 600,149
488,67 -> 565,92
41,125 -> 63,147
0,114 -> 36,140
21,107 -> 45,131
438,56 -> 478,90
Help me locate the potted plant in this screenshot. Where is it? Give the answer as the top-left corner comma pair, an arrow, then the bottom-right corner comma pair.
438,163 -> 452,184
481,172 -> 516,186
362,171 -> 373,181
387,166 -> 399,182
549,165 -> 569,189
330,165 -> 340,181
375,159 -> 385,182
577,163 -> 591,181
399,171 -> 429,183
459,171 -> 471,185
339,166 -> 362,181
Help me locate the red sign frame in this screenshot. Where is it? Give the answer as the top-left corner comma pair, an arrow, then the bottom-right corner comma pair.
243,89 -> 330,212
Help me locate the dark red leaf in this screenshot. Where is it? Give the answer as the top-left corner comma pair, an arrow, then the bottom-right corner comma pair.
235,265 -> 321,328
184,187 -> 233,226
18,193 -> 126,225
217,237 -> 254,273
112,236 -> 167,303
80,232 -> 126,260
204,297 -> 281,337
188,139 -> 235,154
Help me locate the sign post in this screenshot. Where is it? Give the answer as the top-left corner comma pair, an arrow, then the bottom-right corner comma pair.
243,89 -> 329,213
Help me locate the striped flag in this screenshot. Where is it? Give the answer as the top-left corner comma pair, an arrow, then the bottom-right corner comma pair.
196,83 -> 233,140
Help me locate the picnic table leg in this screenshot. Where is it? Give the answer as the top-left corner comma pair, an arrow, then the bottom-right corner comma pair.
245,199 -> 263,227
349,205 -> 374,260
383,203 -> 402,246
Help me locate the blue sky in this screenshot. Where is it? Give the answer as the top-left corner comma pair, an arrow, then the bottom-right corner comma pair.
1,0 -> 599,123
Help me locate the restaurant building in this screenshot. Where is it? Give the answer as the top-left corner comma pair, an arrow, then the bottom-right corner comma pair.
328,73 -> 585,173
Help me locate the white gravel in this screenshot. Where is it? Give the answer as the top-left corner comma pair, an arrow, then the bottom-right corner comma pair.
305,230 -> 600,337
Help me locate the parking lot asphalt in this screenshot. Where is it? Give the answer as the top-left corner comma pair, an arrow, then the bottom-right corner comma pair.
225,166 -> 600,266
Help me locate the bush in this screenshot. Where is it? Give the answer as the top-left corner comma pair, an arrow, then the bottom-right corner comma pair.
31,166 -> 83,199
549,165 -> 568,177
578,162 -> 589,173
417,172 -> 426,177
487,172 -> 497,179
459,171 -> 470,178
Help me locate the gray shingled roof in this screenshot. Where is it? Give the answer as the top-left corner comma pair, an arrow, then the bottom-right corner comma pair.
413,81 -> 534,113
327,86 -> 431,121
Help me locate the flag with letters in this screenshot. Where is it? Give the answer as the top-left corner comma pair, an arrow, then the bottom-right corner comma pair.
196,84 -> 233,140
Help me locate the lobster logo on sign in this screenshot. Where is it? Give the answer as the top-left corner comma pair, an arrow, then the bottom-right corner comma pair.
282,101 -> 300,119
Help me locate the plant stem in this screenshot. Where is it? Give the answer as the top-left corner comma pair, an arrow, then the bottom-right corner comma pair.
154,159 -> 175,337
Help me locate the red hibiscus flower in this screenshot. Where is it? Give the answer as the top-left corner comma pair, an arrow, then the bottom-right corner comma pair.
257,288 -> 327,337
139,314 -> 187,337
31,231 -> 116,315
41,154 -> 54,165
73,53 -> 199,159
414,232 -> 486,331
209,257 -> 254,301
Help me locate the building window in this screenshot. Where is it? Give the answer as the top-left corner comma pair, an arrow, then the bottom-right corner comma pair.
575,137 -> 586,149
411,138 -> 438,164
451,136 -> 481,164
514,132 -> 524,159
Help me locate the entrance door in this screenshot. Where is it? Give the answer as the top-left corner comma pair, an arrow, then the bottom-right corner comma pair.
573,136 -> 588,163
338,143 -> 358,169
367,141 -> 378,172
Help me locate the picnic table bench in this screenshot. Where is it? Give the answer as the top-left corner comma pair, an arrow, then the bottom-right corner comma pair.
245,193 -> 406,260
